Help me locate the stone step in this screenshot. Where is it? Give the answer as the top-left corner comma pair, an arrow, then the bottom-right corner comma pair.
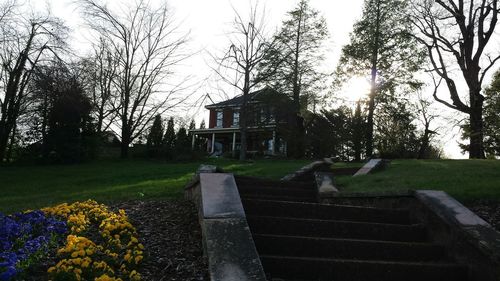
242,198 -> 412,224
236,176 -> 314,190
253,234 -> 446,262
246,215 -> 427,242
260,255 -> 468,281
238,185 -> 316,198
240,194 -> 318,203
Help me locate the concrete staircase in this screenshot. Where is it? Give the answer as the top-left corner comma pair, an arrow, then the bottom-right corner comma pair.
236,176 -> 469,281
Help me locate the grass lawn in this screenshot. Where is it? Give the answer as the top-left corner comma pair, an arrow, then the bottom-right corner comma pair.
2,158 -> 498,214
0,158 -> 310,214
335,159 -> 500,201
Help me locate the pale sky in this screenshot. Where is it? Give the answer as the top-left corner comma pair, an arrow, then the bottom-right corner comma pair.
45,0 -> 468,158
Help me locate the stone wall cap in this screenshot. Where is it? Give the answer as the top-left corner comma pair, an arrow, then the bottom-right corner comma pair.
416,190 -> 500,261
200,173 -> 245,219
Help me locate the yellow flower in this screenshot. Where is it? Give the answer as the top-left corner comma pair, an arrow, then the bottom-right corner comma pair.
45,200 -> 143,279
134,255 -> 143,264
129,270 -> 141,281
124,253 -> 131,262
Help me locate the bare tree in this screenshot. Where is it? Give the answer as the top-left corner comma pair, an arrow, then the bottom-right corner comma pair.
0,11 -> 68,162
78,0 -> 191,158
415,90 -> 439,159
0,0 -> 16,27
212,3 -> 272,160
80,38 -> 120,134
410,0 -> 500,158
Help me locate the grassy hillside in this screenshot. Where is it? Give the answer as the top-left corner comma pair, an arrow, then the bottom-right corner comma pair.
335,159 -> 500,201
0,158 -> 309,214
2,158 -> 498,214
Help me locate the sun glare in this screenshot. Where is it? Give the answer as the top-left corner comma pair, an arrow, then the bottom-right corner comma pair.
341,76 -> 371,102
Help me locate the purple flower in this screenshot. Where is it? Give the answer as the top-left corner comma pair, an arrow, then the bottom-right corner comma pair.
0,211 -> 67,280
0,265 -> 16,281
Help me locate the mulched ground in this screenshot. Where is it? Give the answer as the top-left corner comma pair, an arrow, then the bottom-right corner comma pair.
465,200 -> 500,232
113,199 -> 208,281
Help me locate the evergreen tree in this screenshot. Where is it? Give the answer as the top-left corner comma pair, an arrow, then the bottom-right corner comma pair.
163,117 -> 176,159
199,120 -> 206,129
31,62 -> 95,164
375,100 -> 420,158
259,0 -> 328,158
483,72 -> 500,157
336,0 -> 424,157
188,119 -> 196,131
174,127 -> 191,160
147,115 -> 164,147
460,70 -> 500,157
146,114 -> 164,157
188,119 -> 202,152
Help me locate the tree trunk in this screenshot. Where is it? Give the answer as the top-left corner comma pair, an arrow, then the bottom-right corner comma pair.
289,4 -> 305,159
366,0 -> 381,158
239,69 -> 250,161
0,123 -> 9,162
239,107 -> 247,161
121,123 -> 130,158
366,87 -> 375,158
418,127 -> 430,159
120,138 -> 129,158
5,122 -> 16,162
469,96 -> 485,159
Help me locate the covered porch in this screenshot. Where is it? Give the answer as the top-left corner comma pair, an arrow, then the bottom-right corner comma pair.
190,126 -> 287,157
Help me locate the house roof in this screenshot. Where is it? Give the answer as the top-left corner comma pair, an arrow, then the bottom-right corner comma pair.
205,87 -> 283,109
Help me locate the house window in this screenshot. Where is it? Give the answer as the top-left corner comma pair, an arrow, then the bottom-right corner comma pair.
269,107 -> 276,123
216,111 -> 223,127
260,108 -> 266,123
233,111 -> 240,127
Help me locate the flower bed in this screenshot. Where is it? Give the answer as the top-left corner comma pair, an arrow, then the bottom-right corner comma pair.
1,200 -> 143,281
0,211 -> 67,280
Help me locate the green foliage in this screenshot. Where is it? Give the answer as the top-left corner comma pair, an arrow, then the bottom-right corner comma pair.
147,115 -> 164,148
259,0 -> 328,109
375,100 -> 420,158
483,71 -> 500,157
146,115 -> 164,157
334,0 -> 424,158
459,70 -> 500,158
257,0 -> 328,158
162,117 -> 176,159
28,62 -> 97,164
189,119 -> 204,153
335,0 -> 424,92
174,127 -> 191,160
305,105 -> 367,161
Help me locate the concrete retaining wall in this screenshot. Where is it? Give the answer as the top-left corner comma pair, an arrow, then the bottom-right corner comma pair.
185,168 -> 266,281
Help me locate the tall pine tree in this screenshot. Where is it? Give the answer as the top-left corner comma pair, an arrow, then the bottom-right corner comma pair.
163,117 -> 176,159
336,0 -> 423,157
147,115 -> 164,148
259,0 -> 328,158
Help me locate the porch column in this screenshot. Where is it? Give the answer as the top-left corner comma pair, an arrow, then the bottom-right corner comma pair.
191,133 -> 196,150
272,130 -> 276,155
211,133 -> 215,153
232,132 -> 237,157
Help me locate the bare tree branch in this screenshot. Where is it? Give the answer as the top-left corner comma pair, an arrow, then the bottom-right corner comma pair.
77,0 -> 192,157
